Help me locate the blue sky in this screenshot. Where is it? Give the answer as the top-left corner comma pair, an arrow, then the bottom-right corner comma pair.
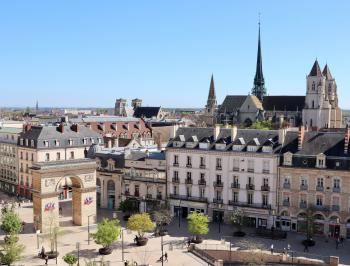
1,1 -> 350,108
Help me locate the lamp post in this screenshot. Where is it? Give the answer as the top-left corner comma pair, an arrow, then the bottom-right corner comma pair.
55,231 -> 58,265
161,235 -> 164,266
178,200 -> 182,228
223,235 -> 233,262
76,242 -> 80,266
36,230 -> 40,250
87,214 -> 95,245
113,211 -> 125,263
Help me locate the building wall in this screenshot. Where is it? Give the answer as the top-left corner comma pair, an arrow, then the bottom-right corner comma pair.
0,141 -> 18,195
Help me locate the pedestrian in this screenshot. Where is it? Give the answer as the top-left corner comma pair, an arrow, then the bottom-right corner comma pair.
124,260 -> 128,266
164,252 -> 168,262
336,238 -> 339,249
44,255 -> 48,265
303,243 -> 309,252
270,244 -> 274,254
41,246 -> 46,258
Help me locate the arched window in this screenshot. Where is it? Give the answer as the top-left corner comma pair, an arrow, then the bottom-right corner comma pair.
107,180 -> 115,193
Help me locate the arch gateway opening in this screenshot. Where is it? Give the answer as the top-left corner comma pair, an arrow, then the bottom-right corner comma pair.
31,159 -> 97,233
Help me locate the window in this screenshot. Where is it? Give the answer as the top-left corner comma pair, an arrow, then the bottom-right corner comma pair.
173,155 -> 178,165
43,140 -> 49,147
200,188 -> 205,198
333,178 -> 340,188
45,153 -> 50,162
216,174 -> 222,184
262,160 -> 270,173
233,192 -> 238,203
55,140 -> 59,147
134,185 -> 140,196
82,138 -> 87,145
300,194 -> 307,204
263,178 -> 269,186
186,156 -> 192,167
312,81 -> 315,90
233,176 -> 239,185
216,190 -> 222,200
316,195 -> 323,206
247,160 -> 254,172
31,140 -> 35,147
200,157 -> 205,167
332,196 -> 339,206
56,152 -> 60,161
317,177 -> 324,188
248,176 -> 253,185
31,153 -> 34,161
187,172 -> 191,179
216,158 -> 222,170
247,193 -> 253,204
173,185 -> 177,195
70,151 -> 74,159
25,152 -> 28,160
20,152 -> 23,159
173,171 -> 178,179
69,139 -> 73,146
262,194 -> 268,206
300,177 -> 308,186
283,152 -> 293,166
233,158 -> 239,171
186,186 -> 191,197
20,139 -> 24,145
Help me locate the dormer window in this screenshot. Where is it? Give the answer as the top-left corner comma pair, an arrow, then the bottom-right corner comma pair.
43,140 -> 49,147
69,139 -> 73,146
31,140 -> 35,147
108,160 -> 114,171
83,138 -> 87,145
54,140 -> 60,147
20,138 -> 24,145
316,153 -> 326,168
91,138 -> 95,144
247,145 -> 258,152
98,138 -> 102,144
283,152 -> 293,166
25,139 -> 29,146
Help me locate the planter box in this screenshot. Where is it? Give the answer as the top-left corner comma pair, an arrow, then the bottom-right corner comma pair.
99,247 -> 112,255
46,251 -> 59,259
136,237 -> 148,246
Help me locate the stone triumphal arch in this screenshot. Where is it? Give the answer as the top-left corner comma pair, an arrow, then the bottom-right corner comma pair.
31,159 -> 97,233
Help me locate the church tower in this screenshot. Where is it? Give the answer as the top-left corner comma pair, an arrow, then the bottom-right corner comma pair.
302,60 -> 342,129
205,74 -> 217,115
251,22 -> 266,101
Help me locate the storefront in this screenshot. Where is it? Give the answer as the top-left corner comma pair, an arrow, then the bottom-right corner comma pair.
170,199 -> 207,218
328,216 -> 340,238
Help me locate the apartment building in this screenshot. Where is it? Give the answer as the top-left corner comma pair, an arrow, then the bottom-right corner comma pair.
166,126 -> 286,229
278,127 -> 350,238
18,124 -> 102,199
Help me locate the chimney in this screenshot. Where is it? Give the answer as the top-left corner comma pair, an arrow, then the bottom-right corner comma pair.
169,125 -> 179,139
23,124 -> 32,132
231,126 -> 237,141
71,124 -> 79,132
278,128 -> 287,145
157,132 -> 162,150
344,125 -> 350,154
214,125 -> 220,141
58,123 -> 64,133
298,126 -> 306,150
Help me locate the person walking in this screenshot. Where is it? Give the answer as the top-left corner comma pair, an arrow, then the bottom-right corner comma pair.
303,243 -> 309,252
44,255 -> 48,265
270,244 -> 274,254
164,252 -> 168,262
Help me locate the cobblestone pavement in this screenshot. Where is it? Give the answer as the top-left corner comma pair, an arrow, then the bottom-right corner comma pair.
2,200 -> 349,266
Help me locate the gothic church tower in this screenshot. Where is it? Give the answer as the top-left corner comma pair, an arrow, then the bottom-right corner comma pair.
205,74 -> 217,115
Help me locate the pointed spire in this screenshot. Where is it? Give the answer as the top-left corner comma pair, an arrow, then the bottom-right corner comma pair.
251,19 -> 266,101
309,59 -> 323,76
322,64 -> 333,80
208,74 -> 216,98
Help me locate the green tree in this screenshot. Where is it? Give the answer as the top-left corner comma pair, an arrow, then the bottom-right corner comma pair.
250,121 -> 274,130
118,199 -> 137,215
187,212 -> 209,241
0,234 -> 25,266
63,253 -> 78,266
229,209 -> 245,234
127,213 -> 155,238
1,211 -> 23,235
90,218 -> 120,249
152,208 -> 172,232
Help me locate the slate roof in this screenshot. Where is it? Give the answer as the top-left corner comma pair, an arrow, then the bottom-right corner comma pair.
218,95 -> 247,113
133,107 -> 161,118
168,127 -> 281,153
70,116 -> 139,123
309,60 -> 323,77
18,125 -> 102,149
262,96 -> 305,111
125,151 -> 165,161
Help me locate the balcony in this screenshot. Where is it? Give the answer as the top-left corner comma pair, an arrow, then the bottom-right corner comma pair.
216,166 -> 222,171
198,179 -> 206,186
283,183 -> 291,189
246,184 -> 255,190
19,168 -> 23,173
134,192 -> 140,197
261,185 -> 270,191
333,187 -> 341,193
186,164 -> 192,168
185,179 -> 193,185
232,167 -> 239,172
332,205 -> 340,212
213,198 -> 223,204
173,163 -> 179,167
156,194 -> 162,200
283,200 -> 290,207
228,201 -> 271,209
247,168 -> 254,173
262,169 -> 270,174
213,181 -> 224,187
146,194 -> 152,199
316,186 -> 324,192
314,205 -> 330,212
300,202 -> 307,209
199,164 -> 206,169
231,183 -> 240,189
300,184 -> 308,191
172,177 -> 180,183
169,194 -> 207,203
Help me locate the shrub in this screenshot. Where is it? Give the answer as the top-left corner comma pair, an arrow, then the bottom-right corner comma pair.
187,212 -> 209,238
63,253 -> 78,266
1,211 -> 22,235
90,218 -> 120,248
127,213 -> 155,238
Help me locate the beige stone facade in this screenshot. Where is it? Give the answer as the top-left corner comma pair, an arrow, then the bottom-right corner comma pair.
278,166 -> 350,237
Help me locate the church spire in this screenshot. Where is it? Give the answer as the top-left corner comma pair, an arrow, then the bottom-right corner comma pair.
205,74 -> 217,115
252,20 -> 266,101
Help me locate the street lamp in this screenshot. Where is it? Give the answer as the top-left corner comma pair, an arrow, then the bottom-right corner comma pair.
87,214 -> 95,245
178,200 -> 182,228
76,242 -> 80,266
113,211 -> 126,263
223,235 -> 233,262
36,230 -> 40,250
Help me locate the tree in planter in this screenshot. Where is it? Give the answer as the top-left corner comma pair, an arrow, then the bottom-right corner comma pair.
302,208 -> 316,246
1,211 -> 23,242
187,212 -> 209,243
118,199 -> 138,220
152,208 -> 172,236
42,210 -> 61,258
63,253 -> 78,266
229,209 -> 246,237
0,234 -> 25,266
90,218 -> 120,255
127,213 -> 155,246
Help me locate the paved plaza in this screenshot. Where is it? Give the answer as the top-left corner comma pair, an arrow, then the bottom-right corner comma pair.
1,198 -> 349,266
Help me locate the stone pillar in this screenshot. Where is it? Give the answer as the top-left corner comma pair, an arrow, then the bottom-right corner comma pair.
33,192 -> 59,233
72,187 -> 96,226
330,256 -> 339,266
